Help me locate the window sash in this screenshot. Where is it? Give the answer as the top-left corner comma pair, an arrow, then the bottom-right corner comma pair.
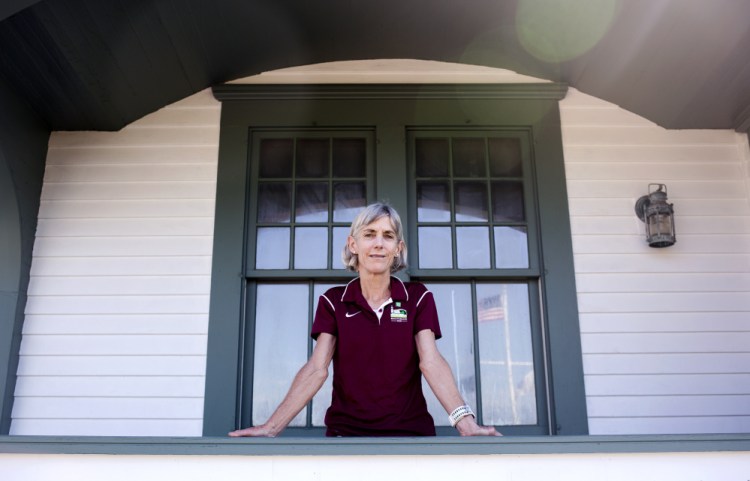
407,129 -> 541,277
246,129 -> 375,275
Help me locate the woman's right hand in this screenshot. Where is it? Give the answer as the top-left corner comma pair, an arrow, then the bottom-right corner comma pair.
228,424 -> 277,437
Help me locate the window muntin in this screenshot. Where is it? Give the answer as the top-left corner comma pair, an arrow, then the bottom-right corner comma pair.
411,132 -> 534,273
249,132 -> 372,273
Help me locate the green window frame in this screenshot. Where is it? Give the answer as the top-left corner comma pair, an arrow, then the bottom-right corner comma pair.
203,84 -> 587,438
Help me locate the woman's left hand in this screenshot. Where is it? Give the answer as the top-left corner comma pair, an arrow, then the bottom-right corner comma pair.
455,416 -> 502,436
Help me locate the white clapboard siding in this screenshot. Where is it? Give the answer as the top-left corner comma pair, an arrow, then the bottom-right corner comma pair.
11,88 -> 220,436
583,352 -> 750,374
9,419 -> 204,437
561,87 -> 750,435
16,355 -> 207,376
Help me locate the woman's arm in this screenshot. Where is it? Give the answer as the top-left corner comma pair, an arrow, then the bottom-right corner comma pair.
415,329 -> 501,436
229,333 -> 336,437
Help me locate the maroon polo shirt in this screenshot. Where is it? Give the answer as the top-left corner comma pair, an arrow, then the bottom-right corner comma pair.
311,277 -> 442,436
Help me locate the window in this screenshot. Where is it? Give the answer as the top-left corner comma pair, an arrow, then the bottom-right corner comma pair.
204,84 -> 587,437
241,131 -> 375,430
408,130 -> 547,433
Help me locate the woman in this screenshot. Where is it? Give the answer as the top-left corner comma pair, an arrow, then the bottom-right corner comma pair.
229,202 -> 499,437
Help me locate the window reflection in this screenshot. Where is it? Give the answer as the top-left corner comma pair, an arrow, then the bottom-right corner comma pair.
456,226 -> 490,269
455,182 -> 488,222
333,182 -> 366,222
253,284 -> 309,426
476,283 -> 536,425
295,182 -> 329,223
311,283 -> 337,426
331,227 -> 350,270
415,138 -> 449,177
417,182 -> 451,222
294,227 -> 328,269
488,138 -> 523,177
259,139 -> 293,178
452,138 -> 486,177
256,227 -> 290,269
494,226 -> 529,269
257,183 -> 291,223
418,226 -> 453,268
492,181 -> 525,222
296,138 -> 329,178
422,283 -> 476,425
332,138 -> 366,177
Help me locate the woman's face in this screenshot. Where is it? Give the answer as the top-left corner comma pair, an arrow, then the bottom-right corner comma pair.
348,216 -> 403,276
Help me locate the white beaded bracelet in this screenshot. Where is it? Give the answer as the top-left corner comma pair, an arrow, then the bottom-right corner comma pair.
448,404 -> 475,427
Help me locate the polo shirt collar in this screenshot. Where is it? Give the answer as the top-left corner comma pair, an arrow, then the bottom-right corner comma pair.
341,276 -> 409,304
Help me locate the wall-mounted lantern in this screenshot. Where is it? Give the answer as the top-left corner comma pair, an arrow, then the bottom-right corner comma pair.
635,183 -> 676,248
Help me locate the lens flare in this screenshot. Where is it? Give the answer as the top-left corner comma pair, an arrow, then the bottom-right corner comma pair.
516,0 -> 619,63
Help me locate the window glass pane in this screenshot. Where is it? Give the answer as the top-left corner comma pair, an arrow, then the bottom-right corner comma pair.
452,138 -> 486,178
333,182 -> 366,222
418,226 -> 453,268
332,226 -> 350,270
476,283 -> 537,426
257,183 -> 291,223
259,139 -> 293,178
417,181 -> 451,222
295,182 -> 329,223
456,226 -> 490,269
311,283 -> 338,426
256,227 -> 290,269
332,138 -> 366,177
489,138 -> 523,177
422,283 -> 476,426
415,138 -> 449,177
455,182 -> 488,222
296,139 -> 329,178
294,227 -> 328,269
492,181 -> 525,222
495,226 -> 529,269
253,284 -> 309,426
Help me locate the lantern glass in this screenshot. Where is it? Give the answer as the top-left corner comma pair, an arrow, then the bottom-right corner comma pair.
635,184 -> 676,248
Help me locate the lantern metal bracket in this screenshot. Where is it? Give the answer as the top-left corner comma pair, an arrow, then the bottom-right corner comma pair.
635,183 -> 666,221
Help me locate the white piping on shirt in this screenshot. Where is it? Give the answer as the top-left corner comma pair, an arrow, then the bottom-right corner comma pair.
416,290 -> 432,308
321,294 -> 335,312
340,278 -> 359,302
393,277 -> 409,301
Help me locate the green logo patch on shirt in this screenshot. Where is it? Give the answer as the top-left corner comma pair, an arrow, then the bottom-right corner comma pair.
391,305 -> 408,322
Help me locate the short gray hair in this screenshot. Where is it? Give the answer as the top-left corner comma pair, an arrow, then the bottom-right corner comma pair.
342,202 -> 408,273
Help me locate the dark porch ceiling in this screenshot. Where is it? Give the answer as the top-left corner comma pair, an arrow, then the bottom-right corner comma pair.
1,0 -> 749,133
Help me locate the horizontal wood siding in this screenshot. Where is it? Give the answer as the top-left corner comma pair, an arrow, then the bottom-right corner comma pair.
10,89 -> 220,436
561,88 -> 750,435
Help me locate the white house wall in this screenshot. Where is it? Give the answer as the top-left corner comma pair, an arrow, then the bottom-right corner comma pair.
10,68 -> 750,436
561,88 -> 750,434
11,90 -> 220,435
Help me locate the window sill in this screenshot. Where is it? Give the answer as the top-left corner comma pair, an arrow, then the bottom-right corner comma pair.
1,434 -> 749,456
